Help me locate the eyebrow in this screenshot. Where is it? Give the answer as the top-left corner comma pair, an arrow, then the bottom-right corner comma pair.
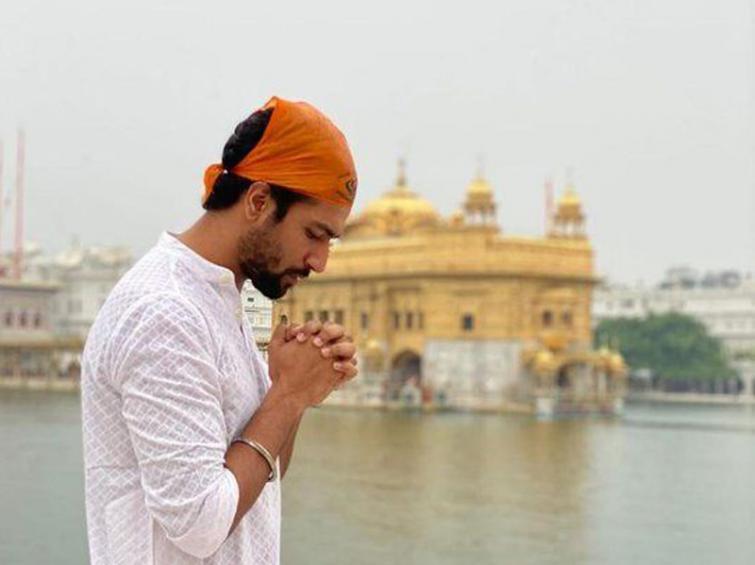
312,221 -> 340,239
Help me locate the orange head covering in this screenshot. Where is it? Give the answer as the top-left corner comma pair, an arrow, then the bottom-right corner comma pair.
203,96 -> 357,207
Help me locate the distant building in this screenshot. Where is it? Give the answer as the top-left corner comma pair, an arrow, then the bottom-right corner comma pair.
0,240 -> 131,386
242,281 -> 274,348
26,241 -> 132,338
593,268 -> 755,361
0,279 -> 82,380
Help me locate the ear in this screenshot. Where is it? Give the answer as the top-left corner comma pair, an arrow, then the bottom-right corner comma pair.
244,181 -> 272,220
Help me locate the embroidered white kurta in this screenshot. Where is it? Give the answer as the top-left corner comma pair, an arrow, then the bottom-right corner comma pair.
81,232 -> 280,564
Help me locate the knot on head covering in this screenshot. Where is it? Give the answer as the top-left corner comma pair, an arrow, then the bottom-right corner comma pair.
203,163 -> 225,204
202,96 -> 358,207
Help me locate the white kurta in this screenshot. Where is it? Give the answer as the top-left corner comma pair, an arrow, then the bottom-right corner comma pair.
81,232 -> 281,564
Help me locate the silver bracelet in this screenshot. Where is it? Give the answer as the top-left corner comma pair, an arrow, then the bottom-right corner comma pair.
232,436 -> 278,482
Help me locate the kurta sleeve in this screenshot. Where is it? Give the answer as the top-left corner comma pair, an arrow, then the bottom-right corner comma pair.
112,293 -> 239,559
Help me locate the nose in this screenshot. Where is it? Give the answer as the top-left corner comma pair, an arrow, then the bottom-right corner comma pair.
305,244 -> 330,274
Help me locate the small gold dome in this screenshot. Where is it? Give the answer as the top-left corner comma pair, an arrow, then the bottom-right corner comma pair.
609,352 -> 627,375
557,186 -> 582,209
362,338 -> 385,371
466,176 -> 493,196
555,185 -> 584,221
533,349 -> 557,376
596,346 -> 612,370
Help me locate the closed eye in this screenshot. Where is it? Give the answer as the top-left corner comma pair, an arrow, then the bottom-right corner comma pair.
306,229 -> 327,242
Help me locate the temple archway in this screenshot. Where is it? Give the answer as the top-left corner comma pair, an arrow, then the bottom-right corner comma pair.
390,350 -> 422,385
387,350 -> 422,400
556,366 -> 571,389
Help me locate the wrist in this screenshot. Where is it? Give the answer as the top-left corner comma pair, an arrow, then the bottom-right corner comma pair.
266,380 -> 307,418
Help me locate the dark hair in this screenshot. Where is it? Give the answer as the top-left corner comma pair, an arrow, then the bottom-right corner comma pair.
203,107 -> 308,220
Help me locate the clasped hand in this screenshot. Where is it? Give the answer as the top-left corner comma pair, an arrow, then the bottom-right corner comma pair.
267,319 -> 358,407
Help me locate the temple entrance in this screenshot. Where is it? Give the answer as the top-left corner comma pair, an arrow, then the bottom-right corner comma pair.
387,350 -> 422,401
556,366 -> 571,389
555,361 -> 601,401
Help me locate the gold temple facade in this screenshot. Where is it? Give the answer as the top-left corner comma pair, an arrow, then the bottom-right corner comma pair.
275,162 -> 626,415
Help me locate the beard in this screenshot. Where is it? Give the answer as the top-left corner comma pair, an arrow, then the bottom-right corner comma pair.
238,224 -> 310,300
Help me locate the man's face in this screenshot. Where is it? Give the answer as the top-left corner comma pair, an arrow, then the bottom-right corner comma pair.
238,193 -> 350,299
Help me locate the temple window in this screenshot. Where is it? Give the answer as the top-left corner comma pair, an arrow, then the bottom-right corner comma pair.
542,310 -> 553,327
406,312 -> 414,329
562,311 -> 573,327
319,310 -> 329,322
360,312 -> 369,331
392,312 -> 400,330
462,314 -> 475,331
418,312 -> 424,330
4,311 -> 12,327
334,310 -> 344,325
304,310 -> 314,322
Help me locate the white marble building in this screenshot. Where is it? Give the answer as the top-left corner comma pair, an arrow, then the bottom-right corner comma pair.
24,242 -> 132,339
593,268 -> 755,361
241,281 -> 274,346
594,268 -> 755,395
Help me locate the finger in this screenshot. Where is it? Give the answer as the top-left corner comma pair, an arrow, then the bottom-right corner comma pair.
269,321 -> 288,345
296,320 -> 323,342
332,361 -> 358,379
312,323 -> 345,347
333,371 -> 358,391
285,323 -> 304,342
304,319 -> 323,334
319,342 -> 356,360
325,341 -> 356,360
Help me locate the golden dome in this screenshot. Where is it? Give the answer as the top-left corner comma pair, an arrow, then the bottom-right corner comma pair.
596,346 -> 612,370
466,176 -> 493,196
533,349 -> 558,376
462,169 -> 497,230
362,188 -> 439,218
362,338 -> 385,371
353,160 -> 440,236
555,185 -> 584,221
557,186 -> 582,209
608,352 -> 627,375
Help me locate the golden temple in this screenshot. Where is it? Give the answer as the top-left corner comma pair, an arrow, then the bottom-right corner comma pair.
275,161 -> 626,415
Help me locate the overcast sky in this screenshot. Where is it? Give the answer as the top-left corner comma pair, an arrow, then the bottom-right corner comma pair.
1,0 -> 753,284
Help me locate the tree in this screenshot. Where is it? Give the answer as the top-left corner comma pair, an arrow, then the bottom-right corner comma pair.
594,312 -> 736,384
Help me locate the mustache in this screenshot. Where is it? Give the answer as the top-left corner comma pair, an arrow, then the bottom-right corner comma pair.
284,268 -> 310,279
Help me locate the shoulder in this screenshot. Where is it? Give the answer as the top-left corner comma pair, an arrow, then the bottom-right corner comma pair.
116,291 -> 211,345
107,291 -> 217,378
101,241 -> 212,341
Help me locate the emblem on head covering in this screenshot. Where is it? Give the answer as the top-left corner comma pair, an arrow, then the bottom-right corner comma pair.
345,178 -> 358,200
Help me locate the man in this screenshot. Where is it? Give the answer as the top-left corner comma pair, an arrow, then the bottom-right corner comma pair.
81,96 -> 359,564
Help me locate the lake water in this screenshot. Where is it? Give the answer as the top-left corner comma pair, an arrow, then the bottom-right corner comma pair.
0,390 -> 753,564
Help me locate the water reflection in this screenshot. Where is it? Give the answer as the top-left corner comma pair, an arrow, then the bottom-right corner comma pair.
1,392 -> 754,565
283,410 -> 594,564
